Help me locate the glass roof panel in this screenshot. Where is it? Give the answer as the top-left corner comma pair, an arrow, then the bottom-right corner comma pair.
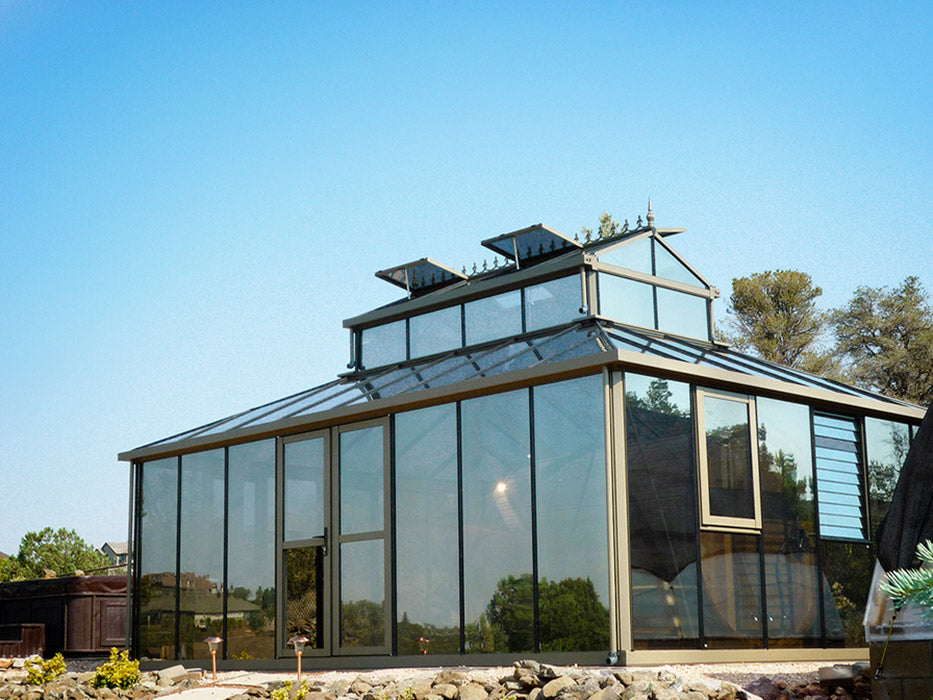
653,239 -> 706,287
375,258 -> 467,295
132,319 -> 912,457
596,236 -> 652,274
481,224 -> 581,265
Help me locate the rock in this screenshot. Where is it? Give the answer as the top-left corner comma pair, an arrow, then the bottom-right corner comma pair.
818,666 -> 854,686
433,673 -> 468,688
458,684 -> 487,700
527,687 -> 541,700
541,677 -> 574,699
424,694 -> 444,700
433,684 -> 458,700
515,662 -> 541,675
587,686 -> 621,700
349,681 -> 372,696
411,681 -> 434,700
155,666 -> 187,687
537,667 -> 557,681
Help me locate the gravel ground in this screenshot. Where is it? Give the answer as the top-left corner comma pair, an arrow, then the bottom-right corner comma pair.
200,661 -> 827,694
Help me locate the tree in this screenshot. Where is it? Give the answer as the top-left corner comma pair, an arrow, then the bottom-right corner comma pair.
721,270 -> 834,373
830,276 -> 933,405
0,527 -> 108,582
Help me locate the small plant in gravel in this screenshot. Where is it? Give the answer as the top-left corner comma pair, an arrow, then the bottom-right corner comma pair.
271,679 -> 310,700
24,653 -> 66,685
91,648 -> 140,689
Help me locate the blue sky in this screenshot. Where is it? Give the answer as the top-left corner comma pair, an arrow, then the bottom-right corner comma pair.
1,2 -> 931,556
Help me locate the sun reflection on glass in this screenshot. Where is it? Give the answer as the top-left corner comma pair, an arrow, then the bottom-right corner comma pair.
495,481 -> 508,494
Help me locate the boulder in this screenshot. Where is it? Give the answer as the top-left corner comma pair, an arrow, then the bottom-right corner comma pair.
433,684 -> 458,700
541,677 -> 574,699
457,683 -> 487,700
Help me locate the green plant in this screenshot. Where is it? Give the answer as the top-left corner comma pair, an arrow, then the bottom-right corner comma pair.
24,653 -> 66,684
271,679 -> 310,700
91,648 -> 140,689
881,540 -> 933,613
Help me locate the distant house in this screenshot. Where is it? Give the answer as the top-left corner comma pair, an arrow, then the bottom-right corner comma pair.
101,542 -> 128,566
121,208 -> 923,667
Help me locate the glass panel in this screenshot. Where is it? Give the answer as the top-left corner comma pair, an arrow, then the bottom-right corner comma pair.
178,449 -> 225,660
822,541 -> 872,647
464,289 -> 522,346
624,374 -> 699,648
653,240 -> 705,286
700,532 -> 763,648
656,288 -> 709,340
814,413 -> 865,540
865,417 -> 911,540
525,276 -> 583,333
756,398 -> 820,645
138,458 -> 178,660
340,539 -> 385,648
409,305 -> 462,358
227,440 -> 275,659
361,319 -> 406,369
598,274 -> 655,330
284,546 -> 324,649
339,426 -> 384,535
597,236 -> 652,274
284,437 -> 325,542
462,390 -> 533,653
395,404 -> 460,655
703,395 -> 755,520
534,376 -> 609,651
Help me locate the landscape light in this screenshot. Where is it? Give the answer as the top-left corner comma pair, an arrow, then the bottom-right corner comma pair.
289,635 -> 310,682
204,636 -> 222,683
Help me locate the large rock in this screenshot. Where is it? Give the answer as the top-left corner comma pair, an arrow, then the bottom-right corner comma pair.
433,684 -> 459,700
433,672 -> 468,688
457,683 -> 487,700
541,677 -> 574,699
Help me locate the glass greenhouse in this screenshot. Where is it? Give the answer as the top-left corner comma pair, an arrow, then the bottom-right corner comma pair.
120,210 -> 924,667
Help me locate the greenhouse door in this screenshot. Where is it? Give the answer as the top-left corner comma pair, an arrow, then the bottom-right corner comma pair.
277,419 -> 390,658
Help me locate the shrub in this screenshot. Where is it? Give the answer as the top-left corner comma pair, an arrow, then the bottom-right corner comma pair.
271,679 -> 310,700
24,653 -> 66,684
91,648 -> 140,689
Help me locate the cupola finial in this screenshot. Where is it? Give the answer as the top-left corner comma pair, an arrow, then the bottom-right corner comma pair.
646,197 -> 655,228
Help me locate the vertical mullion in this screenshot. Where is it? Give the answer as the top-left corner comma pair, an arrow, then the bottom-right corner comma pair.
809,408 -> 827,646
222,447 -> 229,659
174,455 -> 182,659
456,401 -> 465,654
389,416 -> 398,655
691,387 -> 706,650
529,387 -> 539,653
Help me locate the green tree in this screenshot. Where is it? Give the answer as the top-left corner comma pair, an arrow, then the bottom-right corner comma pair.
830,275 -> 933,404
721,270 -> 835,373
0,527 -> 107,581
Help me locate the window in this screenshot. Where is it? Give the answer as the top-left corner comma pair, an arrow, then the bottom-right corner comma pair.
464,289 -> 522,346
696,388 -> 761,531
361,319 -> 406,368
813,413 -> 865,541
524,275 -> 584,332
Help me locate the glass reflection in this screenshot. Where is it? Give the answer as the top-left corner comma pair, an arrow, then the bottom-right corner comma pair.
340,540 -> 385,648
822,541 -> 872,647
178,449 -> 225,659
410,305 -> 462,358
284,437 -> 325,541
865,417 -> 911,539
624,374 -> 699,648
462,390 -> 532,653
339,426 -> 384,535
534,376 -> 609,651
701,532 -> 763,648
703,394 -> 755,520
395,405 -> 460,654
227,440 -> 275,659
464,290 -> 522,346
597,236 -> 652,274
598,274 -> 655,330
653,240 -> 704,286
656,288 -> 709,340
361,319 -> 406,369
525,276 -> 583,333
138,458 -> 178,660
756,398 -> 820,646
285,546 -> 324,649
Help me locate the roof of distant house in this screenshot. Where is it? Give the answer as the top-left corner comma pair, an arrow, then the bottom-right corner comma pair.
102,541 -> 128,555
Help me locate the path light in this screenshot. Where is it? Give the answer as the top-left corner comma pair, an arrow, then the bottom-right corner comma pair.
289,635 -> 310,682
204,636 -> 222,683
418,636 -> 431,655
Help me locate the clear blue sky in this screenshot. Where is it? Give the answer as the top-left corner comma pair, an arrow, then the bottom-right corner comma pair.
1,2 -> 931,556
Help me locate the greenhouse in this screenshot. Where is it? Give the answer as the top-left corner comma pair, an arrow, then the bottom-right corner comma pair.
120,207 -> 925,667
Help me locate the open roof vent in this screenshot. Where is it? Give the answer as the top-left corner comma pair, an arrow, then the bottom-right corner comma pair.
481,223 -> 582,269
375,258 -> 468,296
